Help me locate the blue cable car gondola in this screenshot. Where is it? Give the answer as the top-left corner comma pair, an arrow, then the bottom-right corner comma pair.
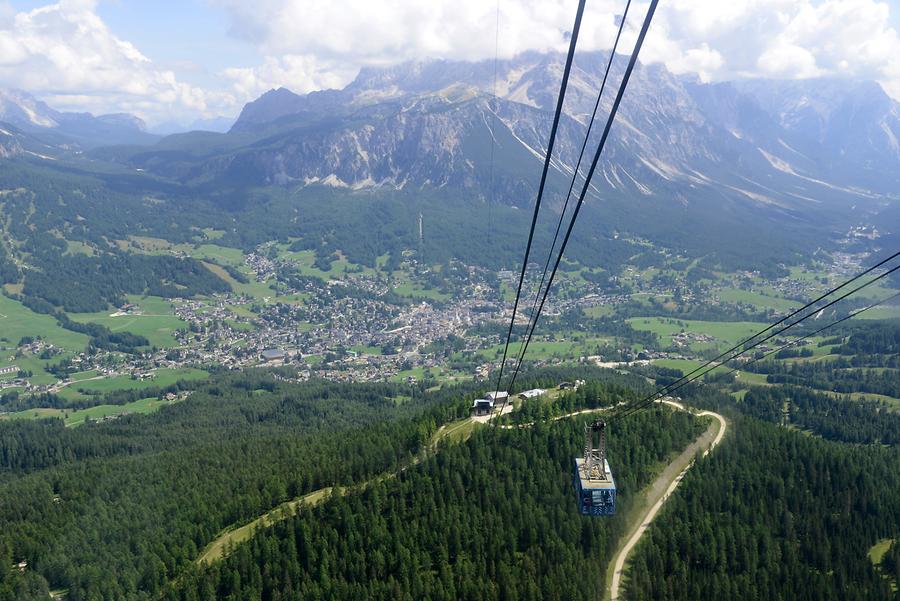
573,420 -> 616,516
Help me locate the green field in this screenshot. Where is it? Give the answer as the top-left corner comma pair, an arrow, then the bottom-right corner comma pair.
5,355 -> 60,385
64,240 -> 96,256
854,282 -> 900,302
69,295 -> 187,348
500,282 -> 517,302
653,361 -> 772,386
628,317 -> 766,350
273,246 -> 376,280
652,358 -> 704,373
391,281 -> 451,301
837,391 -> 900,411
717,287 -> 801,312
133,239 -> 246,267
732,370 -> 770,386
188,244 -> 246,266
140,241 -> 277,301
350,345 -> 383,356
855,305 -> 900,320
390,367 -> 428,382
788,265 -> 829,286
202,261 -> 276,301
225,319 -> 255,331
400,368 -> 469,385
869,539 -> 895,566
467,335 -> 616,364
56,367 -> 208,401
200,228 -> 226,241
1,395 -> 185,426
868,538 -> 898,592
70,370 -> 101,381
0,294 -> 90,352
583,305 -> 614,318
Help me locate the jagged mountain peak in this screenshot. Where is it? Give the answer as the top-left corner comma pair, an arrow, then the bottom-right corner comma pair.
96,51 -> 900,222
0,88 -> 60,128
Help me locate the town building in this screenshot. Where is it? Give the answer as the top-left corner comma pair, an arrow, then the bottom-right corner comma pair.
261,349 -> 286,362
472,397 -> 494,415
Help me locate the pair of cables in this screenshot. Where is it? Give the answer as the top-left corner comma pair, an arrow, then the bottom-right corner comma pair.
494,0 -> 660,426
611,253 -> 900,422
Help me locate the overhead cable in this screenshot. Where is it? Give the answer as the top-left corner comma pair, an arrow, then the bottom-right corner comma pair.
490,0 -> 588,425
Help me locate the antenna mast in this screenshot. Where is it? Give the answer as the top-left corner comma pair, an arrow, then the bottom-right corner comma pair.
418,212 -> 424,263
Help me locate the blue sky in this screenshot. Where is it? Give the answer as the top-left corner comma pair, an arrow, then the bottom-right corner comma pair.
9,0 -> 257,87
97,1 -> 254,82
2,0 -> 900,125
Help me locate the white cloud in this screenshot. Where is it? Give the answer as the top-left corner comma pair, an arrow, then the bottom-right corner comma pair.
215,0 -> 594,64
224,55 -> 356,100
757,43 -> 823,78
214,0 -> 900,100
0,1 -> 235,123
3,0 -> 900,125
211,0 -> 606,95
632,0 -> 900,92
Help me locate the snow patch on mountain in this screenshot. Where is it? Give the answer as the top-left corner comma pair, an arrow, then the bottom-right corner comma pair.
758,148 -> 799,176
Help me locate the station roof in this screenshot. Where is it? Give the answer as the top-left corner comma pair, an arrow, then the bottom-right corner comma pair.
575,458 -> 616,490
519,389 -> 546,398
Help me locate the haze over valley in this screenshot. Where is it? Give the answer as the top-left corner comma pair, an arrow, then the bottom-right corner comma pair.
1,1 -> 899,600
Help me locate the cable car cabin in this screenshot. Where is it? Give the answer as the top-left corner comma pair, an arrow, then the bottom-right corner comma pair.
574,457 -> 616,516
573,420 -> 616,516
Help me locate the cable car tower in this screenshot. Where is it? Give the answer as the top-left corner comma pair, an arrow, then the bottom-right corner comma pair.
574,420 -> 617,516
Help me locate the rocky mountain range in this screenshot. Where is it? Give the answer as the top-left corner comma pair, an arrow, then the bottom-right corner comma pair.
2,51 -> 899,257
83,52 -> 899,218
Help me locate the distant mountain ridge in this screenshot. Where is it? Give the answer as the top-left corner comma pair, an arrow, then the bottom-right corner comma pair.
6,54 -> 900,210
0,88 -> 158,149
172,51 -> 899,215
149,116 -> 236,136
2,52 -> 899,267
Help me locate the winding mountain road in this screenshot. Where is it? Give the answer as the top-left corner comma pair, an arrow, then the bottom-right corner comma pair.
607,401 -> 727,601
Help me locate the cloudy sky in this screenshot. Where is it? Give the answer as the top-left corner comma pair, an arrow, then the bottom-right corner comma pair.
1,0 -> 899,126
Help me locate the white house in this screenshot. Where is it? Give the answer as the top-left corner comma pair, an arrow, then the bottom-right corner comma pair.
472,397 -> 494,415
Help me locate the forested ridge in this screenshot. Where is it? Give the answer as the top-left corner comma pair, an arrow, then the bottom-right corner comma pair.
168,409 -> 703,601
20,252 -> 230,313
625,416 -> 900,601
0,367 -> 698,601
0,374 -> 476,600
738,385 -> 900,445
1,359 -> 898,600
